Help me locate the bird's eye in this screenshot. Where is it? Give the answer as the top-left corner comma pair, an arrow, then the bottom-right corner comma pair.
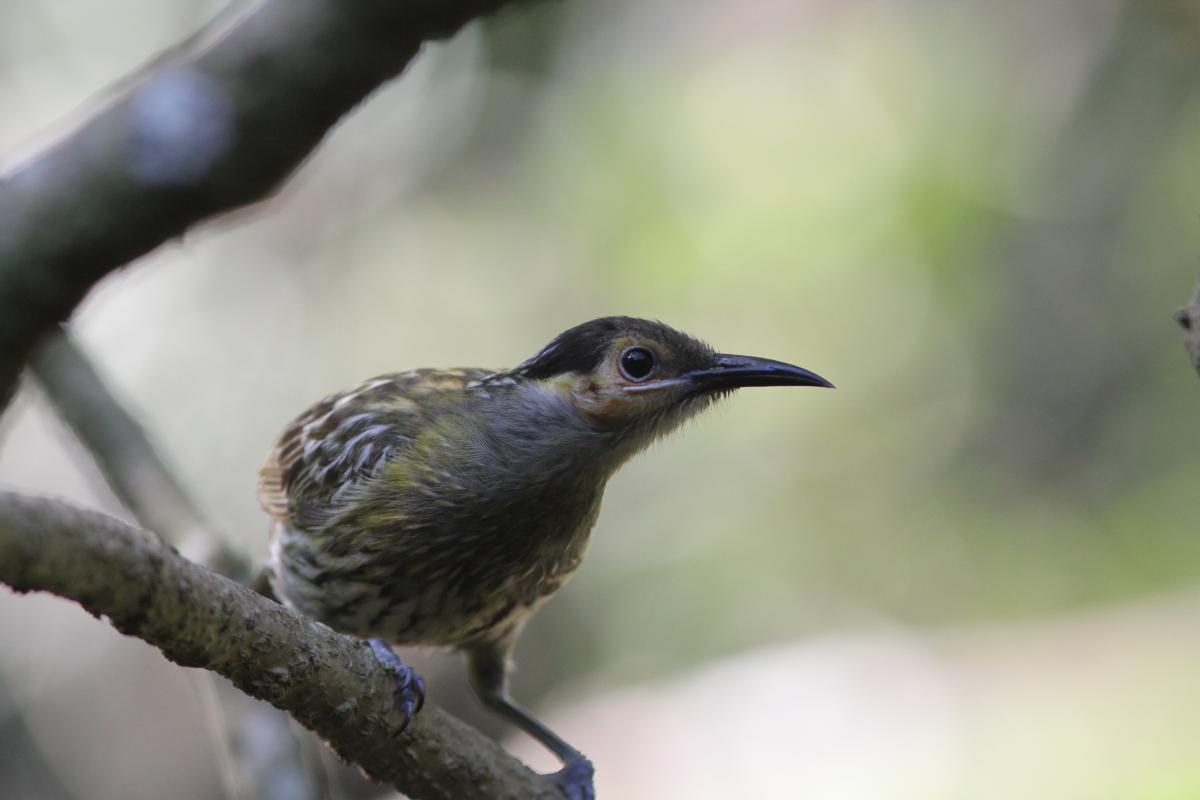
619,347 -> 656,382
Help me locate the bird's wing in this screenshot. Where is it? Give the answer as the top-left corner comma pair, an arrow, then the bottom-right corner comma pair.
258,369 -> 493,530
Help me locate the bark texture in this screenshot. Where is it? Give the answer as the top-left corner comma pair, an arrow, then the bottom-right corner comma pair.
0,491 -> 562,800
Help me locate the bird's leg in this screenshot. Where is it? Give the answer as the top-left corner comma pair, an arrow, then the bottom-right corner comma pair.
368,639 -> 425,731
465,638 -> 595,800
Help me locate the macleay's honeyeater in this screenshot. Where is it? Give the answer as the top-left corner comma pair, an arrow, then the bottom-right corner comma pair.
257,316 -> 832,799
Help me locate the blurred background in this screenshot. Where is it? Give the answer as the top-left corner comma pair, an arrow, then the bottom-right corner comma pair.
3,0 -> 1200,798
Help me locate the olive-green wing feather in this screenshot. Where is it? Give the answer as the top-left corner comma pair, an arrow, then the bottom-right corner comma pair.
257,369 -> 492,531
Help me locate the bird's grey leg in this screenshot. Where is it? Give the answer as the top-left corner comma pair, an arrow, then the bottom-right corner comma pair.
465,638 -> 595,800
368,639 -> 425,730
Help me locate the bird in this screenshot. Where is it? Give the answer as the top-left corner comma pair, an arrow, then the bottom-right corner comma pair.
257,316 -> 831,800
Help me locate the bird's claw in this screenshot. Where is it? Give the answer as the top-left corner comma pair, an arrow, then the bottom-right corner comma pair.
550,755 -> 595,800
369,638 -> 426,732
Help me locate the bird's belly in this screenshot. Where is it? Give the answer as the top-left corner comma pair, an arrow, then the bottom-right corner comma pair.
269,502 -> 598,646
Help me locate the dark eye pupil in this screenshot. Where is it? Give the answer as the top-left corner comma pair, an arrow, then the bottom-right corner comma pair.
620,347 -> 655,380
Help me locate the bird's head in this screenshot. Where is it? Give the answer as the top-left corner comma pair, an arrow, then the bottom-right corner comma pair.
511,316 -> 832,440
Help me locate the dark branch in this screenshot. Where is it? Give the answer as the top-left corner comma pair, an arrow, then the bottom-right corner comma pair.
0,0 -> 522,407
29,328 -> 250,579
0,490 -> 562,800
30,328 -> 322,797
1177,275 -> 1200,376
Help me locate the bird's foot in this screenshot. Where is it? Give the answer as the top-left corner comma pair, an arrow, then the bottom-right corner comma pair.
368,639 -> 425,732
550,755 -> 595,800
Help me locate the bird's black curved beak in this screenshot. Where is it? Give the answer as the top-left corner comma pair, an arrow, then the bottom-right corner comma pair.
685,354 -> 834,393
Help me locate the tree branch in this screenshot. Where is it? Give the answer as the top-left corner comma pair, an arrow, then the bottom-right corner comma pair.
28,327 -> 326,798
29,328 -> 250,579
0,490 -> 561,800
1176,276 -> 1200,376
0,0 -> 523,407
